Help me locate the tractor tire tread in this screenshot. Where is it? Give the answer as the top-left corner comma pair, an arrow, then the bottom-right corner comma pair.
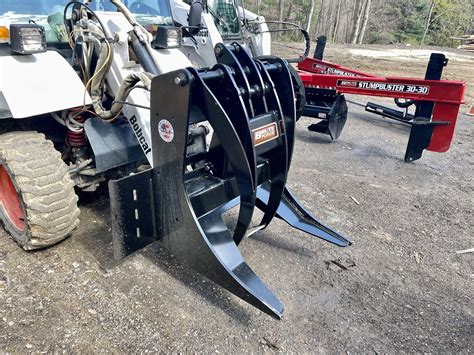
0,131 -> 80,250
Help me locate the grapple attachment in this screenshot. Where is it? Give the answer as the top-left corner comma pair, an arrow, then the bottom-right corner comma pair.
109,43 -> 350,318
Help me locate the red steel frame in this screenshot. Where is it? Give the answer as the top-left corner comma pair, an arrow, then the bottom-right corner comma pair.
297,57 -> 466,153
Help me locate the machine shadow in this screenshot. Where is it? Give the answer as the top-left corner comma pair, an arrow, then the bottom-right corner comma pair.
294,124 -> 335,145
348,105 -> 412,135
141,243 -> 255,325
250,227 -> 315,258
75,191 -> 255,325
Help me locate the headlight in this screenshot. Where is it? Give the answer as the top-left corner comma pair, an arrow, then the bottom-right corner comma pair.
0,26 -> 10,44
152,26 -> 182,49
10,24 -> 47,55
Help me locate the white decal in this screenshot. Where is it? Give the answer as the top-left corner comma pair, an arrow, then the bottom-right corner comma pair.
158,119 -> 174,143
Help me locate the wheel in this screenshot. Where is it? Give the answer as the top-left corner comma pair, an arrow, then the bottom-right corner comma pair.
0,131 -> 80,250
288,65 -> 306,121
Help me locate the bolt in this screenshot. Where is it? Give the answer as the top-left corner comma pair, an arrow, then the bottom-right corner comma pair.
174,72 -> 189,86
215,45 -> 223,57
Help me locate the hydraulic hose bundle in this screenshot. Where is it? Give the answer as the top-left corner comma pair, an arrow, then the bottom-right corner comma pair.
63,0 -> 157,121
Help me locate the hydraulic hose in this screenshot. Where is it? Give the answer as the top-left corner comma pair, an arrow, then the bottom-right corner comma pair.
69,0 -> 159,120
244,19 -> 311,63
110,0 -> 140,27
91,71 -> 154,121
286,29 -> 310,63
90,41 -> 154,120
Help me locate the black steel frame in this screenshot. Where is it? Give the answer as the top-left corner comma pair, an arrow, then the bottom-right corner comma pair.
109,43 -> 350,319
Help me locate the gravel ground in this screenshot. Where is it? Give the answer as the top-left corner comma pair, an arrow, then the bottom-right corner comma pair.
1,45 -> 473,353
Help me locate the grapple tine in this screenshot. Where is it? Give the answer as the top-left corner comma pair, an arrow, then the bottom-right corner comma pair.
249,58 -> 289,233
256,185 -> 351,247
215,46 -> 291,240
214,43 -> 256,117
201,64 -> 257,244
216,43 -> 269,115
197,211 -> 284,318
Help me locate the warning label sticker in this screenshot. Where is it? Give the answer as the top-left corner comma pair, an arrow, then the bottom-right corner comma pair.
253,122 -> 279,146
337,80 -> 430,94
158,119 -> 174,143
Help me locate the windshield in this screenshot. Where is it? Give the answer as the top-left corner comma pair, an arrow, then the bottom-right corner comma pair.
0,0 -> 173,43
207,0 -> 240,39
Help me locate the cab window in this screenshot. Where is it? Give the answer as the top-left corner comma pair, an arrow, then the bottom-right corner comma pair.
207,0 -> 241,38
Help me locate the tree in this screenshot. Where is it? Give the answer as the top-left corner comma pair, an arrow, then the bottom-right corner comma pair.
278,0 -> 284,39
331,0 -> 342,41
358,0 -> 371,44
421,0 -> 436,44
351,0 -> 365,44
306,0 -> 316,33
242,0 -> 472,47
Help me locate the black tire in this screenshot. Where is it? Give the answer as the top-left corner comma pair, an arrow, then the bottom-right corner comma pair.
288,64 -> 306,121
0,131 -> 80,250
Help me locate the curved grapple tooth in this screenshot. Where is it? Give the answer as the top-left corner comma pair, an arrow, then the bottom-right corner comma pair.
257,185 -> 351,247
191,211 -> 283,318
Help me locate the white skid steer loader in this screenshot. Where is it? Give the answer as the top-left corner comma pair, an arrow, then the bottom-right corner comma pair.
0,0 -> 349,318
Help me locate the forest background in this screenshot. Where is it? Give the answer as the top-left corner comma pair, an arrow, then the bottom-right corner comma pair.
242,0 -> 473,47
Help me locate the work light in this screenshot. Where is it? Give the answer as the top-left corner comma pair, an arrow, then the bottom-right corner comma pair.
152,26 -> 182,49
10,24 -> 47,55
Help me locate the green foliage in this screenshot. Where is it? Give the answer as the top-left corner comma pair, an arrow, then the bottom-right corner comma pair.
396,0 -> 429,42
367,31 -> 397,45
427,0 -> 472,46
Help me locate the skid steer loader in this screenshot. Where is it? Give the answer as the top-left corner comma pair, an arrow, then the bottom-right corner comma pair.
0,0 -> 350,318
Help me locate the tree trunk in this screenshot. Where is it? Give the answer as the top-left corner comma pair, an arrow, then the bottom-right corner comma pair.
358,0 -> 371,44
306,0 -> 316,33
278,0 -> 284,23
345,2 -> 358,42
315,0 -> 326,37
278,0 -> 284,39
420,0 -> 435,45
284,1 -> 293,22
331,0 -> 342,42
351,0 -> 364,44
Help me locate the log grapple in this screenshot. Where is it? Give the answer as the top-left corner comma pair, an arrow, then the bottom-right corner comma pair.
109,43 -> 350,318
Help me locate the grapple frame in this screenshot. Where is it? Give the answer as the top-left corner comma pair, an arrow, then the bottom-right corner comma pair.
109,43 -> 350,318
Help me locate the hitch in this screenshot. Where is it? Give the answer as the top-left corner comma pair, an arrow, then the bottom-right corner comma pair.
109,43 -> 350,318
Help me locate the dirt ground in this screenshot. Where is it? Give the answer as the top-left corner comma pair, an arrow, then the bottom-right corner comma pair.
1,44 -> 473,353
